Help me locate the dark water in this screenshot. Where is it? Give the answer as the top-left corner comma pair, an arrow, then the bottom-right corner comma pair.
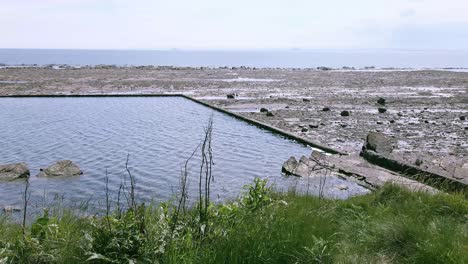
1,49 -> 468,68
0,97 -> 369,214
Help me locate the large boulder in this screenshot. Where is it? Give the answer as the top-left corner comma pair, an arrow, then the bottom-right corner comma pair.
362,132 -> 395,156
282,156 -> 312,177
0,163 -> 30,181
37,160 -> 83,177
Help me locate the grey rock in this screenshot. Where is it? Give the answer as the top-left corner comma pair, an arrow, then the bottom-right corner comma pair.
282,157 -> 298,176
37,160 -> 83,177
281,156 -> 311,177
415,158 -> 424,166
0,163 -> 30,181
362,132 -> 395,156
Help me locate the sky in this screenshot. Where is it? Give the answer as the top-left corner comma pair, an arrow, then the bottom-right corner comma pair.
1,0 -> 468,50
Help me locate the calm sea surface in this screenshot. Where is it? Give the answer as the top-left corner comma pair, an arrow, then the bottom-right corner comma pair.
0,97 -> 369,215
1,49 -> 468,68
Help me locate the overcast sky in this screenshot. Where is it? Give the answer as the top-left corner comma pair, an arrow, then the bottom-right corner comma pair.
1,0 -> 468,50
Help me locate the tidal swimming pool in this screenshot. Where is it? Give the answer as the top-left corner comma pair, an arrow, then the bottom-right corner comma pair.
0,97 -> 369,213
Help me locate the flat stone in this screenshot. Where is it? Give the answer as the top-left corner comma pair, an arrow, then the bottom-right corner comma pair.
37,160 -> 83,177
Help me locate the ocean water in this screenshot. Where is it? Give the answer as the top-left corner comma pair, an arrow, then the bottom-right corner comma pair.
1,49 -> 468,68
0,97 -> 369,215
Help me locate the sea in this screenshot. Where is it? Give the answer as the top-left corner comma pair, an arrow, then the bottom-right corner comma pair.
1,49 -> 468,69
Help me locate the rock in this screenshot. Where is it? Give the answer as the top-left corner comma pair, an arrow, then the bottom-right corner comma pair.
301,127 -> 308,132
415,158 -> 423,166
260,107 -> 268,113
226,93 -> 235,99
309,124 -> 319,129
337,185 -> 349,191
362,132 -> 395,156
317,66 -> 332,71
266,112 -> 274,117
340,110 -> 350,117
282,157 -> 298,176
303,98 -> 311,102
376,121 -> 383,125
378,108 -> 387,113
281,156 -> 311,177
0,163 -> 30,181
37,160 -> 82,177
460,116 -> 466,121
390,120 -> 395,124
397,112 -> 403,117
340,124 -> 348,128
3,206 -> 21,213
322,107 -> 330,112
377,97 -> 386,105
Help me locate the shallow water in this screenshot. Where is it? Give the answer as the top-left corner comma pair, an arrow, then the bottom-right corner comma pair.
0,97 -> 368,214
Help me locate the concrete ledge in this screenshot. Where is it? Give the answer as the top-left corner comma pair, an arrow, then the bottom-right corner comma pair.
0,93 -> 347,155
361,150 -> 467,192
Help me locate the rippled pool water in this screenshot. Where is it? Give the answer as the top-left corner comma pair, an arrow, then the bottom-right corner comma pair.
0,97 -> 369,213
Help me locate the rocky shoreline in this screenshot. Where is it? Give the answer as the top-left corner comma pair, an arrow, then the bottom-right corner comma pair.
1,66 -> 466,192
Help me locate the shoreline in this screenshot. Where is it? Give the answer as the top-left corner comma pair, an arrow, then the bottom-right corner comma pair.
1,66 -> 467,191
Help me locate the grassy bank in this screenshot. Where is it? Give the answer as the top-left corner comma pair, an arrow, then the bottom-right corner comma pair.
0,180 -> 466,264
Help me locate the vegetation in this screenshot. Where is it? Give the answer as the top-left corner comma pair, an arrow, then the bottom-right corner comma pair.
0,181 -> 466,264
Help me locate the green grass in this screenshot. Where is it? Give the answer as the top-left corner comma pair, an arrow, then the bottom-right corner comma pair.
0,181 -> 467,264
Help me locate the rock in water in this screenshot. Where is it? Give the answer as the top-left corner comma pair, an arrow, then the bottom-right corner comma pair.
377,97 -> 386,105
282,157 -> 298,175
37,160 -> 83,177
3,206 -> 21,213
362,132 -> 395,156
0,163 -> 30,181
